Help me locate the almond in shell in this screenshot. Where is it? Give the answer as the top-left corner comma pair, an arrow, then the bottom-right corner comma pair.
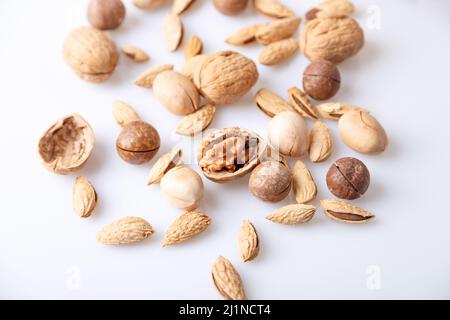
147,147 -> 183,185
266,204 -> 316,224
212,256 -> 246,300
320,199 -> 374,223
176,104 -> 216,136
259,37 -> 298,65
255,88 -> 291,117
161,211 -> 211,246
238,220 -> 259,262
96,216 -> 154,245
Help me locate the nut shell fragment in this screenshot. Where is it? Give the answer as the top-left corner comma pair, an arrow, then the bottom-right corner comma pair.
308,121 -> 332,162
292,160 -> 317,204
176,104 -> 216,136
38,114 -> 94,174
288,87 -> 319,120
147,147 -> 182,185
255,88 -> 292,117
316,102 -> 365,120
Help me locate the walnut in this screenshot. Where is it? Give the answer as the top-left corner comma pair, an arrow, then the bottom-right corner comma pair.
299,15 -> 364,64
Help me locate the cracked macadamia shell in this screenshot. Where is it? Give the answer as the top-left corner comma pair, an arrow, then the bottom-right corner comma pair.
338,110 -> 388,154
63,27 -> 119,82
38,114 -> 94,175
153,71 -> 201,115
249,161 -> 292,202
116,121 -> 160,164
300,15 -> 364,64
193,51 -> 258,105
268,111 -> 308,157
160,166 -> 204,210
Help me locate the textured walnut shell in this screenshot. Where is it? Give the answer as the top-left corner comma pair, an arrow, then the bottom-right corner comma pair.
153,71 -> 200,115
116,121 -> 160,164
193,51 -> 259,105
63,27 -> 119,82
38,114 -> 94,175
300,16 -> 364,64
249,160 -> 292,202
198,127 -> 267,183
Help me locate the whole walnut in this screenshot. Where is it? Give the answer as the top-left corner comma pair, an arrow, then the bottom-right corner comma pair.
300,16 -> 364,64
87,0 -> 125,30
63,27 -> 119,82
213,0 -> 248,15
193,51 -> 258,105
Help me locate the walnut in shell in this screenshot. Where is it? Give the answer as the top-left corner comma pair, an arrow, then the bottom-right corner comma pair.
63,27 -> 119,82
193,51 -> 258,105
38,114 -> 94,175
299,15 -> 364,64
198,127 -> 267,183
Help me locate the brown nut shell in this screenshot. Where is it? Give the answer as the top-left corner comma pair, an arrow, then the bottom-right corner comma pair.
213,0 -> 248,15
38,114 -> 94,175
87,0 -> 126,30
116,121 -> 160,164
326,157 -> 370,200
303,60 -> 341,100
249,160 -> 292,202
198,127 -> 267,183
63,27 -> 119,82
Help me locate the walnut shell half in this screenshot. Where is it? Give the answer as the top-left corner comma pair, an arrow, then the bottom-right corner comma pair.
38,114 -> 95,175
197,127 -> 267,183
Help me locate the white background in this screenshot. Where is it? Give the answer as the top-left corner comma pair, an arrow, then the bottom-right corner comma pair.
1,0 -> 449,299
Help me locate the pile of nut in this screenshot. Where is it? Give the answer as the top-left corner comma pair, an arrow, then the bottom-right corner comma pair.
38,0 -> 388,300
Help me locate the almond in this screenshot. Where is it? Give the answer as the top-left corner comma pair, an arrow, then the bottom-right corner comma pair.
112,101 -> 141,127
172,0 -> 195,15
212,256 -> 246,300
292,160 -> 317,204
259,37 -> 298,65
255,88 -> 292,117
73,176 -> 97,218
266,204 -> 316,224
225,24 -> 261,46
238,220 -> 259,262
147,148 -> 183,185
96,216 -> 154,245
255,17 -> 301,45
134,64 -> 174,88
176,104 -> 216,136
184,35 -> 203,60
253,0 -> 295,18
288,86 -> 319,120
161,211 -> 211,246
163,14 -> 183,51
121,45 -> 150,62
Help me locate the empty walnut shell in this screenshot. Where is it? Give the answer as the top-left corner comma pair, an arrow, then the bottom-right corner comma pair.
198,127 -> 267,183
116,121 -> 160,164
63,27 -> 119,82
38,114 -> 94,175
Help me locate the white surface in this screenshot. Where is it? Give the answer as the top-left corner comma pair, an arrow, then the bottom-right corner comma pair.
0,0 -> 449,300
